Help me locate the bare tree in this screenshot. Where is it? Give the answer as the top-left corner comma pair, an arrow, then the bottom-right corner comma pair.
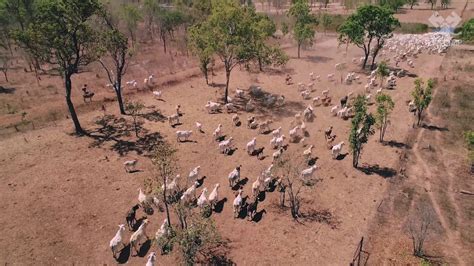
407,200 -> 435,257
274,153 -> 313,220
152,142 -> 178,228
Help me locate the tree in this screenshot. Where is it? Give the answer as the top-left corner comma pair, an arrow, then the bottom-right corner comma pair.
379,0 -> 406,12
376,61 -> 390,88
157,8 -> 186,53
440,0 -> 450,9
321,13 -> 333,35
175,215 -> 222,265
248,10 -> 288,71
120,4 -> 142,47
15,0 -> 103,135
411,78 -> 433,126
288,0 -> 318,58
281,21 -> 289,36
98,9 -> 132,115
274,153 -> 313,220
375,93 -> 395,142
426,0 -> 437,9
152,142 -> 178,228
125,101 -> 145,137
459,18 -> 474,43
406,0 -> 419,9
188,22 -> 213,85
338,5 -> 400,70
407,200 -> 435,257
188,0 -> 286,103
349,95 -> 375,167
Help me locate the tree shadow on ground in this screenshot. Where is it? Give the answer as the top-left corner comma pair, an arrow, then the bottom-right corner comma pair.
197,238 -> 236,265
358,164 -> 397,178
422,124 -> 449,132
385,140 -> 411,149
87,115 -> 163,156
0,86 -> 15,94
300,208 -> 341,229
303,55 -> 333,63
140,110 -> 166,122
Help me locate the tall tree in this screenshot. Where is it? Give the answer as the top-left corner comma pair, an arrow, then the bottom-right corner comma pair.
120,4 -> 142,47
15,0 -> 102,135
98,8 -> 132,115
349,95 -> 375,167
157,8 -> 185,53
188,0 -> 287,103
188,22 -> 213,85
411,78 -> 433,126
375,93 -> 395,142
288,0 -> 318,58
338,5 -> 400,70
376,60 -> 390,88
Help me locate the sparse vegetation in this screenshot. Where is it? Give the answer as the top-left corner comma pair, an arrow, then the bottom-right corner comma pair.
125,100 -> 145,137
375,93 -> 395,142
411,78 -> 434,126
459,19 -> 474,43
288,0 -> 318,58
349,95 -> 375,167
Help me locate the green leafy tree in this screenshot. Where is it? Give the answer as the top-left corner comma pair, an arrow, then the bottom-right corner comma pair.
157,8 -> 186,53
379,0 -> 406,12
375,93 -> 395,142
288,0 -> 318,58
426,0 -> 437,9
406,0 -> 419,9
188,0 -> 286,103
338,5 -> 400,70
349,95 -> 375,167
321,13 -> 333,35
281,21 -> 289,36
143,0 -> 161,41
459,18 -> 474,43
248,10 -> 288,71
376,61 -> 390,88
98,9 -> 132,115
120,4 -> 142,47
1,0 -> 35,30
411,78 -> 433,126
15,0 -> 102,135
188,23 -> 213,85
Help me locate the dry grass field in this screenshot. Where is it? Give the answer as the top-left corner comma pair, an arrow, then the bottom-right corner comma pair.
0,1 -> 473,265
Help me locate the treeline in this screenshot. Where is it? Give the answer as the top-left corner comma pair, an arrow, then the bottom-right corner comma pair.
0,0 -> 291,134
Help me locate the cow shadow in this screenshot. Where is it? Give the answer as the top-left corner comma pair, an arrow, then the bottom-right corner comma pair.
251,209 -> 267,223
136,239 -> 152,257
214,198 -> 227,213
336,153 -> 348,160
232,177 -> 249,190
115,244 -> 131,264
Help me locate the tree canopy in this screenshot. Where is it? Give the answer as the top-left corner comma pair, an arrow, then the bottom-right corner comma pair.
14,0 -> 103,135
288,0 -> 318,58
338,5 -> 400,69
188,0 -> 286,103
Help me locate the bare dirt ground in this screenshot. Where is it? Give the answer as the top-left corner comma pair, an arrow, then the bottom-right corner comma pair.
0,8 -> 473,266
365,45 -> 474,265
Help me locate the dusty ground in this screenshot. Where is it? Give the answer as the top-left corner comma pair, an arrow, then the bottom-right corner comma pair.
365,45 -> 474,265
0,6 -> 473,266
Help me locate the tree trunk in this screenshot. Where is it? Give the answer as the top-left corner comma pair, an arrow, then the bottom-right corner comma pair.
410,3 -> 414,9
352,148 -> 360,168
297,42 -> 301,58
162,34 -> 167,53
163,174 -> 171,227
417,110 -> 422,126
115,71 -> 126,115
362,53 -> 369,69
2,70 -> 7,82
224,67 -> 231,104
65,73 -> 84,135
258,56 -> 263,72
